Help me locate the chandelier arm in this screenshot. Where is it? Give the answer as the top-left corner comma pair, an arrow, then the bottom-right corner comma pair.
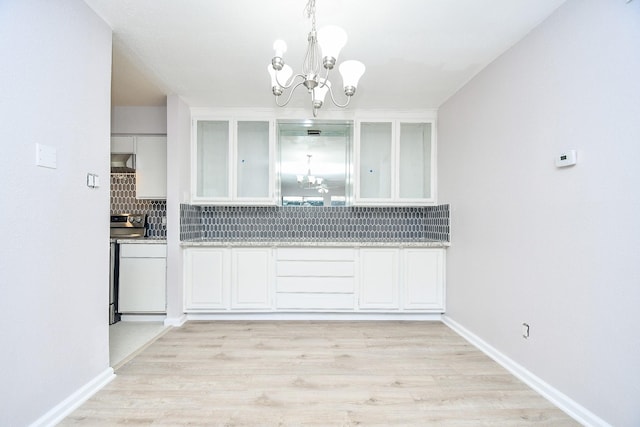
274,72 -> 305,90
326,83 -> 352,108
275,81 -> 307,107
318,68 -> 331,88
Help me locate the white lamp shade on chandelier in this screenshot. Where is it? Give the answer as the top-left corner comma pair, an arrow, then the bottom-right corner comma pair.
339,60 -> 366,95
267,0 -> 365,116
317,25 -> 347,67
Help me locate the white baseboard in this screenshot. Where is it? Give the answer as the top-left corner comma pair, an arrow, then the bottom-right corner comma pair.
164,313 -> 187,327
441,315 -> 610,427
187,312 -> 442,321
29,367 -> 115,427
119,314 -> 166,322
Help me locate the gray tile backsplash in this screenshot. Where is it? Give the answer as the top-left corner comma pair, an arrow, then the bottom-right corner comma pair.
111,173 -> 167,238
180,204 -> 449,243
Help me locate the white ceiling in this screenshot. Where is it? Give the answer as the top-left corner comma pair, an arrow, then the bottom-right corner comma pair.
84,0 -> 567,109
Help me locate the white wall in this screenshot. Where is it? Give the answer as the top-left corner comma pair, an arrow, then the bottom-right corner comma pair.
111,106 -> 167,134
166,95 -> 192,323
438,1 -> 640,425
0,0 -> 112,425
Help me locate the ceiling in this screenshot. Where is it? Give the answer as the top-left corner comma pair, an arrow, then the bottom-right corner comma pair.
84,0 -> 567,110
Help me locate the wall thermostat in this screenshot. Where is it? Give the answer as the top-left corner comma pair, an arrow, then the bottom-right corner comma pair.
555,150 -> 577,168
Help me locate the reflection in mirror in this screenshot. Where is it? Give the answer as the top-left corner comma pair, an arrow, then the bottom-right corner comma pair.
278,120 -> 352,206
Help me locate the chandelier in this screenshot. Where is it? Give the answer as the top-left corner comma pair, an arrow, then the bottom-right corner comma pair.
267,0 -> 365,117
297,154 -> 329,193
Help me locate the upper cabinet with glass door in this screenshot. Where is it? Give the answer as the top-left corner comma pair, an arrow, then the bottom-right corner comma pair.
355,119 -> 436,205
192,118 -> 276,205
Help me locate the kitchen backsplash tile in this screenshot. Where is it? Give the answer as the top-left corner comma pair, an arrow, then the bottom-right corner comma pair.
180,204 -> 203,241
111,173 -> 167,238
180,204 -> 449,243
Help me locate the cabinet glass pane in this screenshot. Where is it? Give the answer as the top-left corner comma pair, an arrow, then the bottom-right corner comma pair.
237,121 -> 270,198
399,122 -> 431,199
196,120 -> 229,198
359,122 -> 392,199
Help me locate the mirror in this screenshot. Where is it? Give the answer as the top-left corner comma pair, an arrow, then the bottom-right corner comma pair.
278,120 -> 353,206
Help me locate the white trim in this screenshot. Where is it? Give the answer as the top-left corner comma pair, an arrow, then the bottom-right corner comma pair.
187,312 -> 442,321
442,315 -> 611,427
29,367 -> 115,427
164,313 -> 188,327
119,314 -> 166,322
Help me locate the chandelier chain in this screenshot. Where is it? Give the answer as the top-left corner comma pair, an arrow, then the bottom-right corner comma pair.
305,0 -> 317,32
302,0 -> 320,79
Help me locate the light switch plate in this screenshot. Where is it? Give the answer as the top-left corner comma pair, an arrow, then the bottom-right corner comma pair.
86,173 -> 100,188
36,143 -> 57,169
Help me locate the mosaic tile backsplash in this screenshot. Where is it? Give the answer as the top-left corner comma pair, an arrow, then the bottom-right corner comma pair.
111,173 -> 167,238
180,204 -> 449,243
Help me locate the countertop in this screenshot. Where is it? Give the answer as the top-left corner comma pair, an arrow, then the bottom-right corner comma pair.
111,237 -> 167,244
180,240 -> 450,248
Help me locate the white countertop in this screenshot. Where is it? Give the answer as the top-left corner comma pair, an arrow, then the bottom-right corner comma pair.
112,238 -> 167,244
180,240 -> 449,248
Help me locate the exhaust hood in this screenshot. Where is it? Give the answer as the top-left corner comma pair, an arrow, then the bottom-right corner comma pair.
111,153 -> 135,173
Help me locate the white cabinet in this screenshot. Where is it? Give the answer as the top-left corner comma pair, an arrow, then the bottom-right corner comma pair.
183,247 -> 272,311
182,246 -> 445,313
192,118 -> 275,205
135,136 -> 167,199
118,244 -> 166,313
184,248 -> 229,310
275,248 -> 355,310
111,135 -> 135,154
231,248 -> 273,309
355,119 -> 436,205
402,248 -> 445,310
110,135 -> 167,199
359,248 -> 399,309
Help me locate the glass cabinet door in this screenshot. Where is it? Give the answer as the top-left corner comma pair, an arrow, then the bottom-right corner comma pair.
236,121 -> 270,199
196,120 -> 230,198
358,122 -> 393,199
398,122 -> 432,199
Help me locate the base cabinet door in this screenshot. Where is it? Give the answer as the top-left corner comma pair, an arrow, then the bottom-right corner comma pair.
119,258 -> 166,313
231,248 -> 272,309
402,248 -> 445,311
118,244 -> 166,313
184,248 -> 228,310
359,248 -> 399,309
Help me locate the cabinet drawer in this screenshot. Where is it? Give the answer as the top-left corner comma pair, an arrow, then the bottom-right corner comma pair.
276,260 -> 354,277
277,277 -> 354,293
276,248 -> 355,261
276,293 -> 354,310
120,243 -> 166,258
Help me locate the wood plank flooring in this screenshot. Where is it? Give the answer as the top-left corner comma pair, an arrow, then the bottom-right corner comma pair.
61,321 -> 578,426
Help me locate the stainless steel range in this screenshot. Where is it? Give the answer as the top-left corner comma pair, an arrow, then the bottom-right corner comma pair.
109,213 -> 147,324
110,213 -> 147,239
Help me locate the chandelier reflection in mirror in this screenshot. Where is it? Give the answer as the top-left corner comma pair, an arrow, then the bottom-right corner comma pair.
298,154 -> 329,193
267,0 -> 365,117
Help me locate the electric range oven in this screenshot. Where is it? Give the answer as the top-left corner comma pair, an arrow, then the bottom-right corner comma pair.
109,213 -> 146,324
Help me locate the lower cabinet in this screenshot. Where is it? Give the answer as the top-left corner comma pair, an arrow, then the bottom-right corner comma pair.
359,248 -> 400,309
184,247 -> 272,311
183,246 -> 445,313
402,248 -> 445,310
275,248 -> 355,310
118,243 -> 166,313
184,248 -> 228,310
231,248 -> 272,309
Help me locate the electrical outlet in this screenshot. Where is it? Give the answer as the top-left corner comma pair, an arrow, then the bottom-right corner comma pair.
522,323 -> 530,339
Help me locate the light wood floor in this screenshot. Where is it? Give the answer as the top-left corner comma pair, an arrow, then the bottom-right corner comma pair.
62,321 -> 578,426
